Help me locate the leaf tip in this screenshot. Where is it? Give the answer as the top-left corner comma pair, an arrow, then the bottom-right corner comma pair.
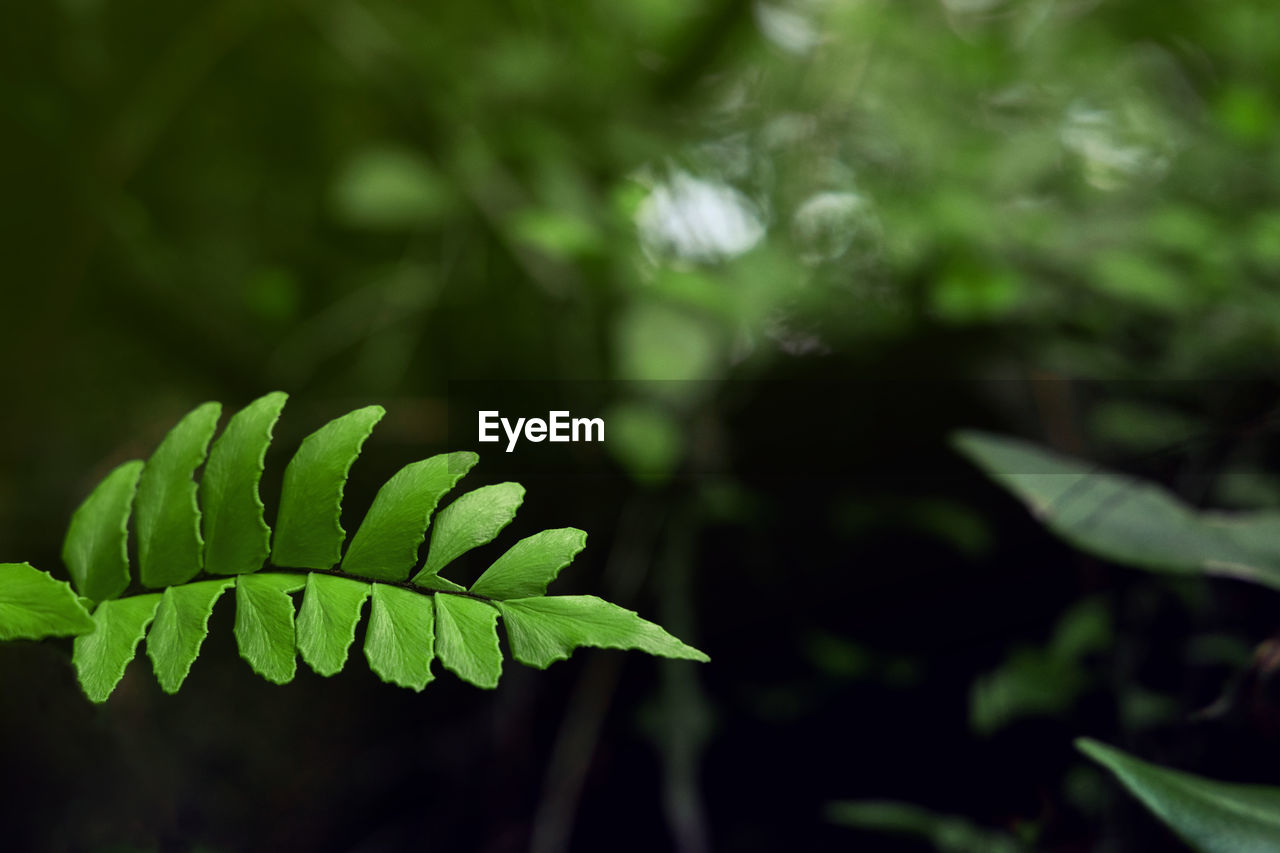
949,429 -> 994,460
451,450 -> 480,470
1074,736 -> 1108,762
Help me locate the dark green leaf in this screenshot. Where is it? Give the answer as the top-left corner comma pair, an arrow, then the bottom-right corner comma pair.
234,573 -> 306,684
363,583 -> 435,690
953,431 -> 1280,590
1078,737 -> 1280,853
342,451 -> 478,581
498,595 -> 709,668
0,562 -> 96,641
201,392 -> 288,575
433,594 -> 502,688
411,483 -> 525,589
61,460 -> 143,602
296,573 -> 370,676
136,402 -> 222,588
470,527 -> 587,599
1198,512 -> 1280,587
146,579 -> 235,693
73,594 -> 163,703
272,405 -> 385,569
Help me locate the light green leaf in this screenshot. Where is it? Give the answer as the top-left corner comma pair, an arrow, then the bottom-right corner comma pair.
411,483 -> 525,588
272,405 -> 385,569
146,579 -> 235,693
433,594 -> 502,688
1078,737 -> 1280,853
0,562 -> 96,641
61,460 -> 143,602
136,402 -> 222,588
363,583 -> 435,690
470,528 -> 587,599
342,452 -> 478,581
234,573 -> 305,684
201,392 -> 288,575
497,595 -> 709,668
296,573 -> 370,676
73,594 -> 163,703
953,431 -> 1280,590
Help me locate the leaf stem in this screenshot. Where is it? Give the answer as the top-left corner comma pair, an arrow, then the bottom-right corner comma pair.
106,566 -> 496,606
264,566 -> 493,601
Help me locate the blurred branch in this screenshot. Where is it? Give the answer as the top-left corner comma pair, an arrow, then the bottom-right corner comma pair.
654,504 -> 712,853
530,494 -> 669,853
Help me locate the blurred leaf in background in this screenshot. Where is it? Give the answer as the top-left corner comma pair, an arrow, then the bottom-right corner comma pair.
970,597 -> 1112,737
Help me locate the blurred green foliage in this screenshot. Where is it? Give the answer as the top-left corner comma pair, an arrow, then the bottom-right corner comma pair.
827,799 -> 1027,853
8,0 -> 1280,473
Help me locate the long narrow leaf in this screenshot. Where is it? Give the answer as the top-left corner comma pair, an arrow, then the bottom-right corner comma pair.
1078,738 -> 1280,853
954,431 -> 1280,590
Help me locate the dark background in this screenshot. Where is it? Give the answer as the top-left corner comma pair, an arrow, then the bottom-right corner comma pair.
4,1 -> 1280,850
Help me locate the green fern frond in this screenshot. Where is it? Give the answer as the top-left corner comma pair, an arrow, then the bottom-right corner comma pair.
0,393 -> 708,703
